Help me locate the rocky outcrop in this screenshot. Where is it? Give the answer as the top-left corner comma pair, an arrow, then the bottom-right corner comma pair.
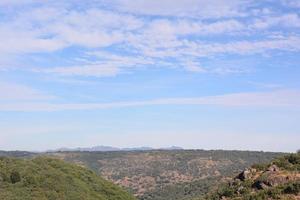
267,164 -> 280,172
204,153 -> 300,200
251,165 -> 299,190
236,168 -> 256,181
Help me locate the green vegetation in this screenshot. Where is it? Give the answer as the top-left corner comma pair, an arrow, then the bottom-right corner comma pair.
200,153 -> 300,200
141,178 -> 219,200
203,180 -> 300,200
0,150 -> 284,200
0,156 -> 135,200
272,153 -> 300,171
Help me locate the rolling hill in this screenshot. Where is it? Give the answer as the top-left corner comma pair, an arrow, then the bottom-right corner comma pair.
0,156 -> 135,200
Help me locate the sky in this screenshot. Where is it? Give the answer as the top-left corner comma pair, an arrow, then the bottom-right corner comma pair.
0,0 -> 299,152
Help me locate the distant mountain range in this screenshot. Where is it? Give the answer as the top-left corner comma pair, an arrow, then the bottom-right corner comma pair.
48,145 -> 183,152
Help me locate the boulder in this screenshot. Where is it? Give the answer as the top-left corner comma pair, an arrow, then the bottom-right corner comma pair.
267,165 -> 279,172
253,180 -> 269,190
236,169 -> 251,181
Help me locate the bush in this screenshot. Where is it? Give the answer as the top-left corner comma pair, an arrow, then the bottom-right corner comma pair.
287,154 -> 300,165
252,163 -> 269,171
218,185 -> 235,197
283,182 -> 300,195
10,171 -> 21,184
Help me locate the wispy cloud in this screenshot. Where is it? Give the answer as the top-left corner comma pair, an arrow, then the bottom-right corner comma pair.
281,0 -> 300,8
36,64 -> 121,77
0,81 -> 55,101
0,1 -> 300,76
110,0 -> 249,18
248,82 -> 284,89
250,14 -> 300,29
1,90 -> 299,112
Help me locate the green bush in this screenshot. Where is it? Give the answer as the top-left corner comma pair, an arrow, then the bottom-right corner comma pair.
283,182 -> 300,195
10,170 -> 21,184
251,163 -> 269,171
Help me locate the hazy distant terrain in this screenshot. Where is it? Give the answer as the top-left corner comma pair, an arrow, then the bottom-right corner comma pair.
0,151 -> 36,158
50,150 -> 283,200
49,146 -> 183,152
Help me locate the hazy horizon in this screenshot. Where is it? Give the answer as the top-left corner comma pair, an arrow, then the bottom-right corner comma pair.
0,0 -> 299,152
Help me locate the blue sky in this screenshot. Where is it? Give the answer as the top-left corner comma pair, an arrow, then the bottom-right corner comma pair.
0,0 -> 300,152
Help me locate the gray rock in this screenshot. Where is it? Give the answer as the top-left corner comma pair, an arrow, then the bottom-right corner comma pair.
236,169 -> 251,181
267,165 -> 279,172
253,181 -> 268,190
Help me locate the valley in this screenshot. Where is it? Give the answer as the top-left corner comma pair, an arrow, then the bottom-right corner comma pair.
50,150 -> 283,200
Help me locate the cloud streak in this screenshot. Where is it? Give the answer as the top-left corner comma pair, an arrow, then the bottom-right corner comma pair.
1,90 -> 299,112
0,81 -> 55,101
111,0 -> 249,18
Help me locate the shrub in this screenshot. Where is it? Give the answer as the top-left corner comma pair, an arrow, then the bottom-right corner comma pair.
10,171 -> 21,184
283,182 -> 300,195
252,163 -> 269,171
287,154 -> 300,165
218,185 -> 235,197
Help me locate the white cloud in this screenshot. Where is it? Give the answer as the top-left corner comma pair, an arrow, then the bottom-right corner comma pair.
142,19 -> 246,36
0,82 -> 55,101
0,7 -> 143,54
183,61 -> 207,73
40,64 -> 120,77
28,34 -> 300,76
281,0 -> 300,8
34,52 -> 155,77
251,13 -> 300,29
0,1 -> 300,76
0,0 -> 35,6
128,35 -> 300,59
112,0 -> 249,18
198,36 -> 300,55
0,21 -> 66,54
1,90 -> 299,112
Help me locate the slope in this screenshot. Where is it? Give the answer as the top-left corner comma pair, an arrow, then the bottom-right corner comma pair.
201,153 -> 300,200
0,156 -> 136,200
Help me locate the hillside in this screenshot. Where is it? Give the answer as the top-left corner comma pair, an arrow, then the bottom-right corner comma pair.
201,153 -> 300,200
50,150 -> 283,200
0,157 -> 135,200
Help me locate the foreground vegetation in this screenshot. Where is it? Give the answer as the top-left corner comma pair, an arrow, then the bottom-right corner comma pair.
200,153 -> 300,200
0,157 -> 135,200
